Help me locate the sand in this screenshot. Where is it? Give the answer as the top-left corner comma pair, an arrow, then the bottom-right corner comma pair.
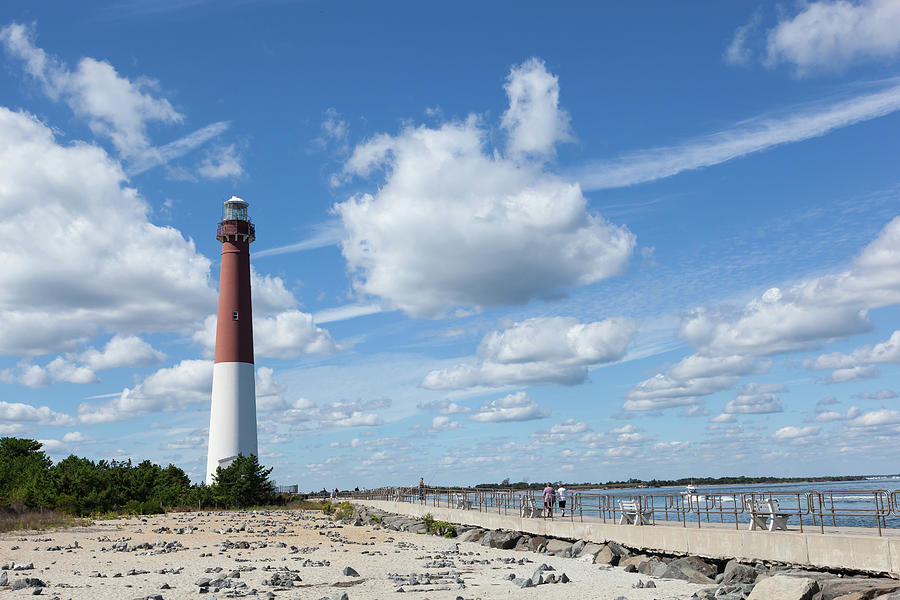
0,509 -> 706,599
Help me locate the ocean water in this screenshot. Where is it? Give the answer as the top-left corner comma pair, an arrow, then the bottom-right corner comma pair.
579,478 -> 900,529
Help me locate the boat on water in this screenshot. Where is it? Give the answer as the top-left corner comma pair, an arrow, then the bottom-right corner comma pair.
680,483 -> 706,502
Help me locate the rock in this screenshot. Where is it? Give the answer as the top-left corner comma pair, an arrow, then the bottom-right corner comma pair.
818,576 -> 900,599
623,564 -> 637,573
570,540 -> 586,556
482,530 -> 521,550
332,593 -> 349,600
660,555 -> 717,584
620,554 -> 650,570
645,580 -> 655,588
576,542 -> 603,559
342,566 -> 359,577
606,541 -> 631,558
560,573 -> 569,583
456,529 -> 485,543
594,544 -> 619,566
195,578 -> 211,587
637,557 -> 668,577
527,536 -> 548,552
0,571 -> 6,585
543,539 -> 573,556
513,535 -> 531,551
721,560 -> 759,585
515,577 -> 534,588
748,575 -> 819,600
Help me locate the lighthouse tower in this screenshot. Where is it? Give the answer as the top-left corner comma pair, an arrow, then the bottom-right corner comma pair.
206,196 -> 258,485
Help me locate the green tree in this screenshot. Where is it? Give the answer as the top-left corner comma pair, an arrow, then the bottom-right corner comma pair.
210,454 -> 275,508
0,438 -> 53,508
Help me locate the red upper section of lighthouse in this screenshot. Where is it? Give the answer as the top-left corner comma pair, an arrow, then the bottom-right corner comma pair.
217,219 -> 256,243
213,199 -> 255,365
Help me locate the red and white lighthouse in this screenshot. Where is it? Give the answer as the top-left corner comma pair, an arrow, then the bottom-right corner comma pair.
206,196 -> 258,484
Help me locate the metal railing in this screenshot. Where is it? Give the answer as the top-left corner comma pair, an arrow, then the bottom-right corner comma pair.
352,486 -> 900,536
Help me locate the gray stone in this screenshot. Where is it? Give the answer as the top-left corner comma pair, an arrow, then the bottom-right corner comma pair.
817,576 -> 900,599
606,541 -> 631,558
482,530 -> 521,550
332,593 -> 349,600
748,575 -> 819,600
576,542 -> 603,559
660,555 -> 717,584
0,571 -> 6,585
515,577 -> 534,588
527,536 -> 548,552
619,554 -> 650,571
513,535 -> 531,551
456,528 -> 485,543
721,560 -> 759,585
637,557 -> 668,577
543,539 -> 573,556
342,566 -> 359,577
195,578 -> 211,587
570,540 -> 586,556
594,544 -> 619,566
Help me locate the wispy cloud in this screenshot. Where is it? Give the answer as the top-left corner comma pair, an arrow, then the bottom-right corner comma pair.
255,220 -> 344,258
126,121 -> 231,175
574,81 -> 900,190
313,303 -> 383,324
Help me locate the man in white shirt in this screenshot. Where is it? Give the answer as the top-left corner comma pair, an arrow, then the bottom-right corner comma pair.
557,485 -> 568,517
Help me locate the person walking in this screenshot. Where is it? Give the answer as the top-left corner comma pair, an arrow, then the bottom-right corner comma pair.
542,483 -> 556,518
557,485 -> 568,517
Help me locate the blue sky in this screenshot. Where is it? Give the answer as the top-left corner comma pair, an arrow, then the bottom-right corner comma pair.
1,0 -> 899,489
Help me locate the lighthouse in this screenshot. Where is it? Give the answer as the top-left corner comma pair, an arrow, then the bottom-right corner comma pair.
206,196 -> 258,484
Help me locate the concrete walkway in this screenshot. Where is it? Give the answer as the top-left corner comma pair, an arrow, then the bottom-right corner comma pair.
356,499 -> 900,577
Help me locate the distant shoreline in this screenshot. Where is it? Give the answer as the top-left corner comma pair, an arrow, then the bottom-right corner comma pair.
466,474 -> 900,492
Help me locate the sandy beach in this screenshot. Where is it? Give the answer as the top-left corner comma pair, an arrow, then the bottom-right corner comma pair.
0,509 -> 706,599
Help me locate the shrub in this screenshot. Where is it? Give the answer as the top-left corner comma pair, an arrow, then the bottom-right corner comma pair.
422,513 -> 456,537
336,501 -> 354,520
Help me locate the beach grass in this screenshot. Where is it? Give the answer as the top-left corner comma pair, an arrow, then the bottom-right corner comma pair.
0,509 -> 90,534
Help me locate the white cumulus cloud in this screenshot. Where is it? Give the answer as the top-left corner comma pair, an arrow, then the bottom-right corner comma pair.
468,391 -> 549,423
334,59 -> 634,318
765,0 -> 900,74
0,107 -> 216,356
422,316 -> 636,390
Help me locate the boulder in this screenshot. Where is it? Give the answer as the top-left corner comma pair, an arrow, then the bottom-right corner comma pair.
456,528 -> 485,543
606,541 -> 631,558
637,557 -> 668,577
570,540 -> 586,556
482,530 -> 521,550
527,536 -> 548,552
544,539 -> 573,556
620,554 -> 651,571
721,560 -> 759,585
818,576 -> 900,600
748,575 -> 819,600
594,544 -> 619,566
660,556 -> 718,584
513,535 -> 531,551
576,542 -> 604,560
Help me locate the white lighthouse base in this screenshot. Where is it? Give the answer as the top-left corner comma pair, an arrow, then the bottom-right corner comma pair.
206,361 -> 258,485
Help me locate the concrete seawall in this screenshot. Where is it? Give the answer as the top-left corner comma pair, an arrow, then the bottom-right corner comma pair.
356,499 -> 900,577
